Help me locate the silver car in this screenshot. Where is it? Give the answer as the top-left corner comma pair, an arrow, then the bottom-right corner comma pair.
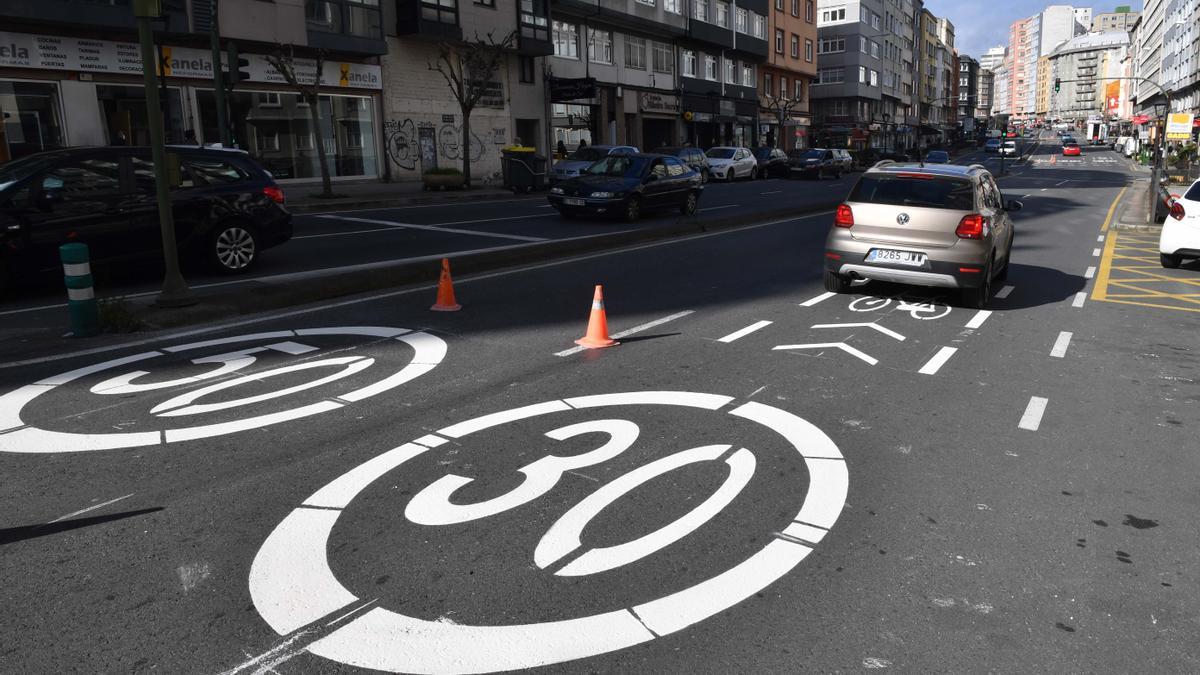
550,145 -> 639,183
823,162 -> 1020,308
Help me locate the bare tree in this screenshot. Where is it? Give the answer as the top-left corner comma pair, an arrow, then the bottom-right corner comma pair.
760,89 -> 805,151
429,31 -> 516,188
266,45 -> 335,198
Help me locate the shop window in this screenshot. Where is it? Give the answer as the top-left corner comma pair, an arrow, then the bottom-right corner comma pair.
0,80 -> 66,161
96,84 -> 185,146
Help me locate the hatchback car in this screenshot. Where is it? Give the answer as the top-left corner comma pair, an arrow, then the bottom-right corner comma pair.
753,147 -> 790,178
0,146 -> 291,292
925,150 -> 951,164
550,145 -> 639,183
1062,141 -> 1081,156
823,162 -> 1020,308
704,147 -> 757,181
652,146 -> 709,181
1160,179 -> 1200,268
547,153 -> 703,222
789,148 -> 843,179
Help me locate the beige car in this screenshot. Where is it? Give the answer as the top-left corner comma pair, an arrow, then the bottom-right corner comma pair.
823,162 -> 1020,308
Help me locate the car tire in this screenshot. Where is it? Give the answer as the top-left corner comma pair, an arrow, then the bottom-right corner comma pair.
823,270 -> 852,293
700,168 -> 709,184
623,196 -> 641,222
679,191 -> 698,216
1161,252 -> 1182,268
961,258 -> 992,309
727,168 -> 736,182
209,221 -> 260,273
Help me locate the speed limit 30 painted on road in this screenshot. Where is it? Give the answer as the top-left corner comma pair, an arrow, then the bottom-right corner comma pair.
249,391 -> 849,674
0,327 -> 446,453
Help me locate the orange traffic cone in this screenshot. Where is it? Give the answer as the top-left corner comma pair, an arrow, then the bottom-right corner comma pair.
574,285 -> 618,349
430,258 -> 462,311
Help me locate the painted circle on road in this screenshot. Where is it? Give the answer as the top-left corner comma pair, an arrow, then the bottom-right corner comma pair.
249,391 -> 848,674
0,327 -> 446,453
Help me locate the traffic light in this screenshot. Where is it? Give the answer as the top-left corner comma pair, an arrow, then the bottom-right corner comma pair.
1054,78 -> 1061,93
226,43 -> 251,88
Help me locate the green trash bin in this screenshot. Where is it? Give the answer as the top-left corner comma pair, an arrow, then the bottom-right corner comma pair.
502,148 -> 546,193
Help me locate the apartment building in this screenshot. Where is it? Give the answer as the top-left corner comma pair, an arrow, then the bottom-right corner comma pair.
957,54 -> 978,128
1132,0 -> 1166,118
979,46 -> 1006,72
1035,56 -> 1051,117
760,0 -> 818,150
1158,0 -> 1199,117
1092,7 -> 1139,32
0,0 -> 386,179
1048,31 -> 1129,121
975,66 -> 994,119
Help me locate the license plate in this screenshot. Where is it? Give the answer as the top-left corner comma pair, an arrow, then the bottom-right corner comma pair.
564,198 -> 585,206
867,249 -> 926,266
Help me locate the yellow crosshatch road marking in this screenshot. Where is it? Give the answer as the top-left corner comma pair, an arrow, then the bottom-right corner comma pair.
1094,225 -> 1200,313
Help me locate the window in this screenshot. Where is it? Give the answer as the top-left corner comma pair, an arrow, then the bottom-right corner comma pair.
420,0 -> 457,25
790,35 -> 799,57
872,12 -> 879,29
625,36 -> 647,69
805,38 -> 813,62
805,0 -> 813,21
519,0 -> 549,42
653,42 -> 673,73
829,99 -> 848,115
820,7 -> 844,21
519,55 -> 536,83
815,67 -> 844,84
764,72 -> 773,96
635,0 -> 655,5
860,36 -> 868,53
818,37 -> 844,53
704,54 -> 717,80
871,41 -> 879,58
795,78 -> 804,100
742,62 -> 753,86
715,1 -> 728,26
859,66 -> 867,83
781,76 -> 789,98
553,21 -> 579,59
753,13 -> 765,38
693,0 -> 708,21
791,0 -> 798,15
736,7 -> 748,32
683,49 -> 697,77
775,0 -> 783,9
725,57 -> 737,84
665,0 -> 681,12
870,69 -> 878,86
587,28 -> 612,64
776,29 -> 785,53
474,0 -> 494,7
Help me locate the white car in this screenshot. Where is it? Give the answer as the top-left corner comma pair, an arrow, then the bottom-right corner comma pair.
999,140 -> 1018,156
705,146 -> 757,181
1160,179 -> 1200,268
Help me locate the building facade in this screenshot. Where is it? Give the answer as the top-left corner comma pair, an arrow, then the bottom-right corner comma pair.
976,66 -> 995,119
1092,7 -> 1140,32
1132,0 -> 1167,118
760,0 -> 818,151
0,0 -> 387,179
1159,0 -> 1199,117
957,54 -> 978,129
979,46 -> 1006,72
1048,31 -> 1131,122
1036,56 -> 1050,117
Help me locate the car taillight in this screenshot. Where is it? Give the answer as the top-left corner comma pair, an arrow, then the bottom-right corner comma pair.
263,185 -> 285,204
835,204 -> 854,228
956,214 -> 986,240
1169,201 -> 1185,221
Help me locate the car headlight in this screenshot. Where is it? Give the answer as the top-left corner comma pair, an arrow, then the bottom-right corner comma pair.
591,191 -> 616,198
550,186 -> 564,195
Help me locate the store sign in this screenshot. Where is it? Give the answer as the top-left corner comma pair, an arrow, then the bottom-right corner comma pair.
639,92 -> 679,114
1165,113 -> 1195,140
1104,81 -> 1121,114
549,77 -> 596,102
1132,114 -> 1151,125
0,31 -> 382,90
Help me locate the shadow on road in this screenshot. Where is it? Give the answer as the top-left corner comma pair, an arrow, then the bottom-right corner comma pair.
0,507 -> 163,546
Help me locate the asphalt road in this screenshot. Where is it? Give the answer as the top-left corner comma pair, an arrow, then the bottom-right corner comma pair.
4,136 -> 1197,673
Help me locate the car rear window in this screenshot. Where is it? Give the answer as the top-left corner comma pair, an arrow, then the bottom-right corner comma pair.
1184,182 -> 1200,201
849,175 -> 975,210
186,158 -> 247,185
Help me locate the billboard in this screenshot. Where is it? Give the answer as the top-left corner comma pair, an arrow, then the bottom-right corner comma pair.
1105,81 -> 1121,114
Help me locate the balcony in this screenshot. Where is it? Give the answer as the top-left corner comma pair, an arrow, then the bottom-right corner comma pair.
516,0 -> 552,56
306,0 -> 387,55
397,0 -> 463,41
1,0 -> 187,32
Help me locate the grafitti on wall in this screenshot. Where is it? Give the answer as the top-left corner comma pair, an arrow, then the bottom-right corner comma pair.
384,117 -> 507,172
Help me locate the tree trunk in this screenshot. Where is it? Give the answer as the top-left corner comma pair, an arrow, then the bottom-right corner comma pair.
461,109 -> 472,188
309,95 -> 334,197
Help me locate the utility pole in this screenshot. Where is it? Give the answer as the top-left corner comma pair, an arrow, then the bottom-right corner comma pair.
209,0 -> 230,146
135,0 -> 193,307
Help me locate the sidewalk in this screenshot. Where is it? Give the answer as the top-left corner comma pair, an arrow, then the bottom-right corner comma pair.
283,179 -> 535,214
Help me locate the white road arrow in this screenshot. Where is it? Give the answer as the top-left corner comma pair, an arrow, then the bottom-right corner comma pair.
772,342 -> 879,365
810,322 -> 906,341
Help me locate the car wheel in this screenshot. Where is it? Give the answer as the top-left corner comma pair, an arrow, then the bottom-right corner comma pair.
210,222 -> 259,273
727,168 -> 736,182
961,258 -> 992,309
679,191 -> 698,216
700,168 -> 709,184
1161,252 -> 1182,268
823,270 -> 852,293
623,196 -> 641,222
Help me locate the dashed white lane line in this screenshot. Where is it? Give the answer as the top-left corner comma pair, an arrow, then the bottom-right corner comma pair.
1092,248 -> 1102,257
1096,235 -> 1105,242
1085,266 -> 1096,279
1072,292 -> 1087,308
917,347 -> 958,375
799,292 -> 837,307
1050,331 -> 1073,358
760,190 -> 783,195
698,205 -> 740,212
555,310 -> 695,357
995,285 -> 1015,299
964,310 -> 992,329
1018,396 -> 1049,431
717,320 -> 773,343
49,493 -> 135,523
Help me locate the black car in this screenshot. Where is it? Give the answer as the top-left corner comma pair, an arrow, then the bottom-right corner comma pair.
547,153 -> 703,222
652,146 -> 709,181
0,146 -> 291,291
752,147 -> 790,178
788,148 -> 842,179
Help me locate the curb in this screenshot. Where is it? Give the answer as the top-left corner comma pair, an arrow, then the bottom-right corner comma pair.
286,189 -> 535,214
128,202 -> 842,331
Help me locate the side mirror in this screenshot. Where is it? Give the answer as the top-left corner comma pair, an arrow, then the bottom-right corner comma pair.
1006,200 -> 1023,212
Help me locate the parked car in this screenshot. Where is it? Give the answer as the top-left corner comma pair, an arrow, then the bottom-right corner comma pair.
1062,141 -> 1081,156
547,153 -> 703,222
1159,179 -> 1200,268
925,150 -> 951,164
830,149 -> 855,173
753,147 -> 790,178
984,138 -> 1002,153
549,145 -> 639,183
822,162 -> 1019,309
704,147 -> 757,181
0,146 -> 291,291
652,146 -> 709,181
788,148 -> 843,179
999,140 -> 1019,156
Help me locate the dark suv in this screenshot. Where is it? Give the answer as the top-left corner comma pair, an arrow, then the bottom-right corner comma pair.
0,146 -> 291,291
652,146 -> 709,181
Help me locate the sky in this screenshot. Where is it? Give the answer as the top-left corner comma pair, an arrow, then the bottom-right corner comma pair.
921,0 -> 1143,59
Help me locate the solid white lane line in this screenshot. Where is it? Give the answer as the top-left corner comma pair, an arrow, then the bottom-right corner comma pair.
799,292 -> 837,307
555,310 -> 695,356
1050,331 -> 1073,358
964,310 -> 992,329
918,347 -> 958,375
295,227 -> 400,240
1018,396 -> 1049,431
717,320 -> 773,343
699,205 -> 739,212
1092,248 -> 1101,257
49,493 -> 135,523
1072,292 -> 1087,308
1085,266 -> 1096,279
995,285 -> 1015,299
303,196 -> 537,215
317,215 -> 548,242
434,213 -> 558,227
1056,180 -> 1069,186
760,191 -> 783,195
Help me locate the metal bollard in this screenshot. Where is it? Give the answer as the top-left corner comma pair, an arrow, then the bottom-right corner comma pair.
59,243 -> 100,337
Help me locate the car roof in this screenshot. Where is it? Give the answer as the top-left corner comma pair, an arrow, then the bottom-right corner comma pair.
866,162 -> 985,179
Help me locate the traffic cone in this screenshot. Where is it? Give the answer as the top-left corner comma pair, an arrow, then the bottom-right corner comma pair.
430,258 -> 462,311
574,285 -> 618,349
